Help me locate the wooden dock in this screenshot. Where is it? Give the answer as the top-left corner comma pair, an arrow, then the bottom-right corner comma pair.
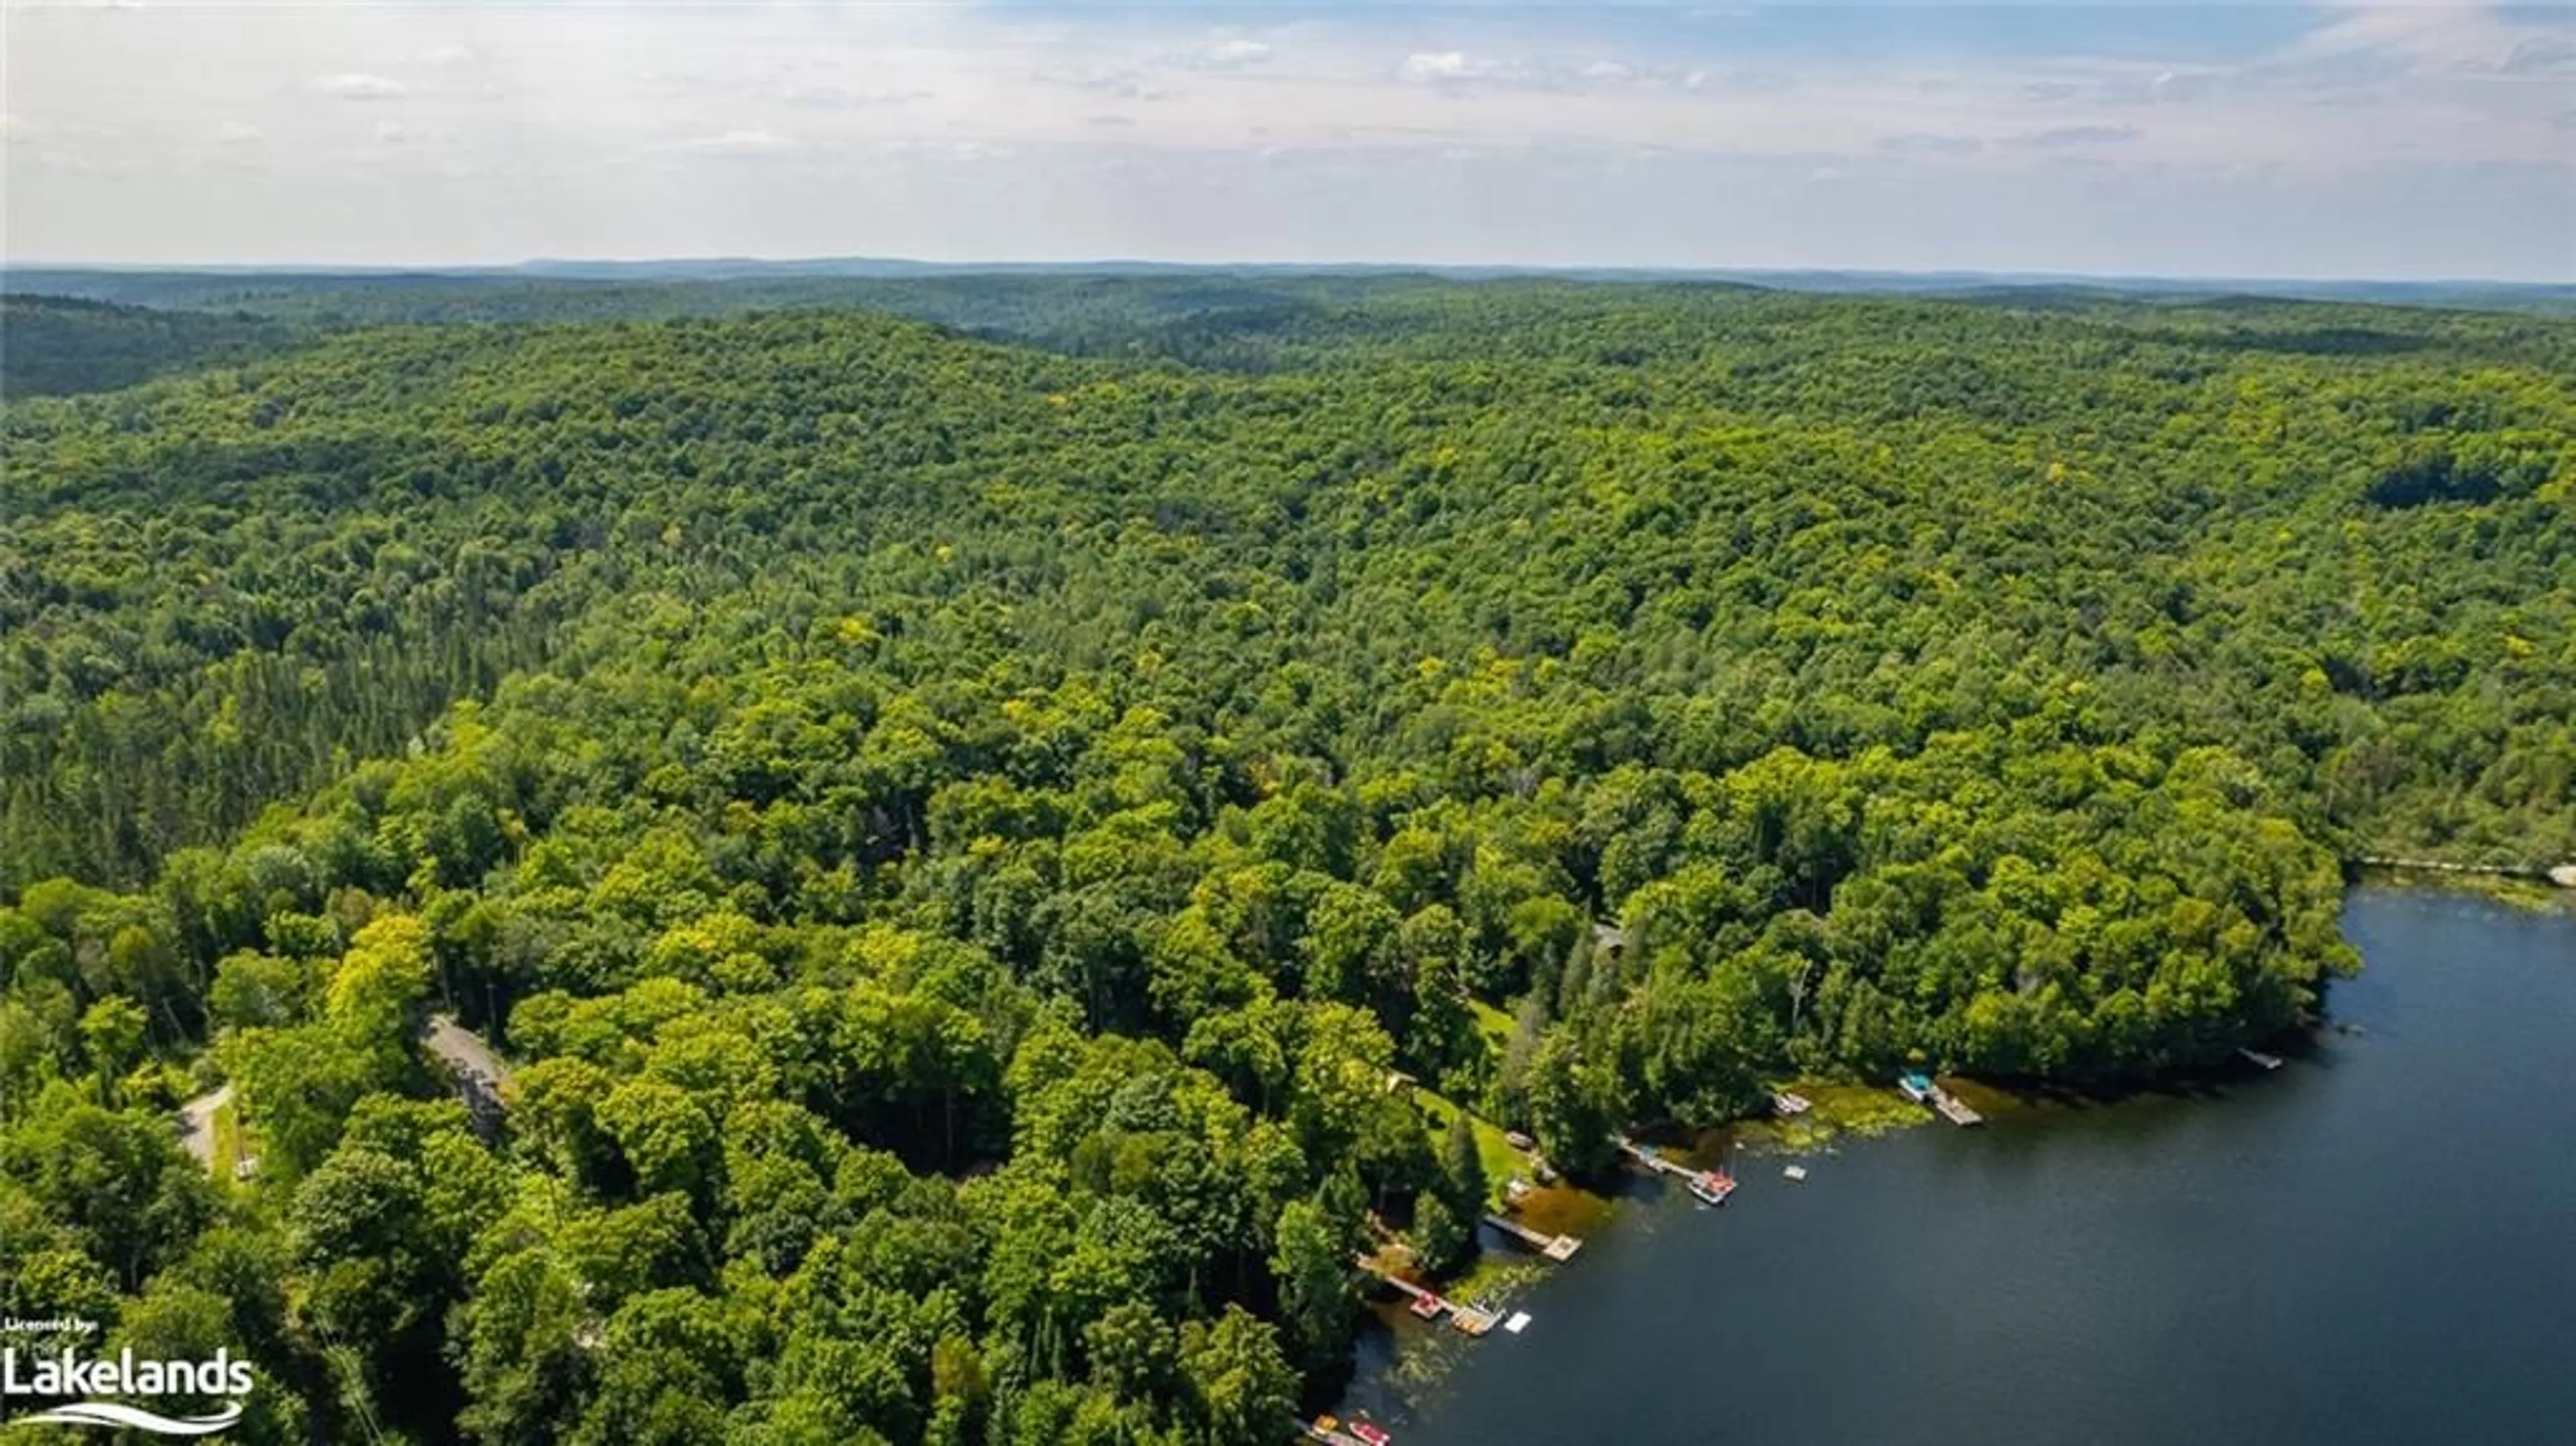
1354,1258 -> 1497,1335
1615,1135 -> 1737,1201
1614,1135 -> 1688,1178
1929,1084 -> 1984,1127
1483,1213 -> 1581,1261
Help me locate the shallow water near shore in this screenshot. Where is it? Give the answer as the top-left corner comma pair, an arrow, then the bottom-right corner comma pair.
1337,888 -> 2576,1446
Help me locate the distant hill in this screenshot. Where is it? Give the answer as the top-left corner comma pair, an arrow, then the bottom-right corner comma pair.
0,294 -> 302,398
2,265 -> 2567,403
7,259 -> 2571,319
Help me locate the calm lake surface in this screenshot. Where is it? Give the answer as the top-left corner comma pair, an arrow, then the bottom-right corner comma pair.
1343,889 -> 2576,1446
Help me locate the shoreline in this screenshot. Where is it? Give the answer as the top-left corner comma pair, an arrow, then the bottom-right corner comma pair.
2351,864 -> 2571,913
1337,878 -> 2441,1428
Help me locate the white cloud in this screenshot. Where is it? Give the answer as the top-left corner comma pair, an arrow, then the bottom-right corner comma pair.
423,44 -> 476,66
778,84 -> 930,109
1878,132 -> 1983,156
1034,63 -> 1171,101
1199,40 -> 1271,69
2500,36 -> 2576,76
374,121 -> 414,144
1395,49 -> 1706,93
309,72 -> 407,100
1399,51 -> 1483,83
2281,5 -> 2576,78
667,129 -> 796,156
213,120 -> 263,144
2006,124 -> 2143,150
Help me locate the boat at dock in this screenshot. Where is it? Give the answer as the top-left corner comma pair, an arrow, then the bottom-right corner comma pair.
1616,1133 -> 1739,1207
1897,1072 -> 1935,1104
2238,1047 -> 2284,1071
1687,1168 -> 1737,1206
1771,1090 -> 1813,1116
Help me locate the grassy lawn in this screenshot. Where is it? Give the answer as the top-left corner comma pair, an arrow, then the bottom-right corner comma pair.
1413,1086 -> 1527,1208
209,1097 -> 251,1185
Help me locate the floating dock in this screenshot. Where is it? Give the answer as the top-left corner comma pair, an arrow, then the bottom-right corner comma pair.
1897,1073 -> 1983,1125
1483,1214 -> 1582,1261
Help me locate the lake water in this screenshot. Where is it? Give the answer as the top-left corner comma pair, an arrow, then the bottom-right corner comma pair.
1341,889 -> 2576,1446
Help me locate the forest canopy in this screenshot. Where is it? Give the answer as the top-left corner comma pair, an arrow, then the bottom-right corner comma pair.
1,277 -> 2570,1445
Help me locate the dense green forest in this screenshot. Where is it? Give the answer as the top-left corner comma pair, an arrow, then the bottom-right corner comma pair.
1,279 -> 2570,1445
0,296 -> 301,399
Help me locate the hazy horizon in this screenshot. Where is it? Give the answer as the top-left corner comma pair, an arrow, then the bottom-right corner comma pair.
3,252 -> 2570,290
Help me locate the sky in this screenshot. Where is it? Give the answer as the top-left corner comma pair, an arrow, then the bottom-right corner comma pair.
3,2 -> 2571,280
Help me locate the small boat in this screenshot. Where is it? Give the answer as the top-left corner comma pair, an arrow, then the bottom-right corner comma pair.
1350,1421 -> 1393,1446
1782,1164 -> 1808,1182
1771,1090 -> 1813,1117
1688,1169 -> 1737,1206
1503,1177 -> 1534,1206
1897,1072 -> 1935,1104
2237,1047 -> 2284,1071
1503,1129 -> 1535,1151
